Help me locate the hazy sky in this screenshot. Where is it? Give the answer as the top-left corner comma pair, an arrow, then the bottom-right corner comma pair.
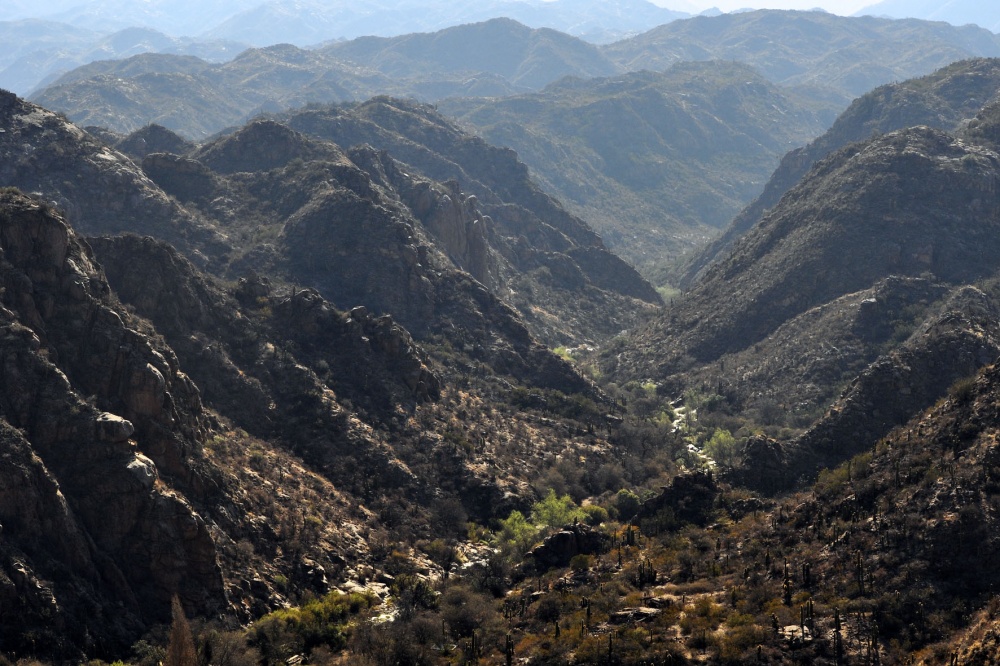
657,0 -> 876,14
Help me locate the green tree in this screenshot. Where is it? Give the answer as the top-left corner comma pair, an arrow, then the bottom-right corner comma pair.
531,489 -> 586,527
704,429 -> 740,469
499,510 -> 537,548
615,488 -> 641,520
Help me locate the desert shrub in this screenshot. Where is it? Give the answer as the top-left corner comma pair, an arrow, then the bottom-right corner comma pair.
532,489 -> 587,528
570,554 -> 593,572
248,591 -> 374,660
704,428 -> 740,469
440,583 -> 497,638
581,504 -> 608,526
615,488 -> 641,521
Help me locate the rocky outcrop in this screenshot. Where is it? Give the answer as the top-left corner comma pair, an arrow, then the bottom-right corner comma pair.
0,191 -> 224,657
0,91 -> 230,265
141,152 -> 220,204
349,145 -> 502,292
193,119 -> 349,175
636,471 -> 717,526
528,523 -> 609,570
117,123 -> 194,160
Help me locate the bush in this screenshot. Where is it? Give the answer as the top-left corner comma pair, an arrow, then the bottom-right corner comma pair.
532,489 -> 587,528
704,429 -> 740,469
615,489 -> 641,521
248,591 -> 374,660
570,554 -> 593,572
581,504 -> 608,526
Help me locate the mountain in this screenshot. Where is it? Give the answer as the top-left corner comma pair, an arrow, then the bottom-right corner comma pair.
604,10 -> 1000,106
441,61 -> 830,277
0,22 -> 248,96
0,90 -> 657,660
28,12 -> 1000,279
674,57 -> 1000,288
29,48 -> 398,139
0,88 -> 228,260
208,100 -> 662,344
34,11 -> 1000,144
4,88 -> 656,348
12,35 -> 1000,666
319,18 -> 619,91
857,0 -> 1000,33
30,20 -> 624,139
603,102 -> 1000,492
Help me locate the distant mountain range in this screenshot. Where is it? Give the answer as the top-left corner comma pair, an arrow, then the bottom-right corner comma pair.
8,0 -> 690,43
0,22 -> 247,96
29,11 -> 1000,282
604,9 -> 1000,104
857,0 -> 1000,33
0,0 -> 693,96
441,62 -> 829,275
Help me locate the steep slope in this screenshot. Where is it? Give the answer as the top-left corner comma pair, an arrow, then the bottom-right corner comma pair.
442,62 -> 829,276
602,124 -> 1000,489
0,190 -> 226,657
734,283 -> 1000,492
676,57 -> 1000,287
0,89 -> 229,262
0,185 -> 635,661
619,126 -> 1000,372
2,92 -> 650,355
255,102 -> 662,341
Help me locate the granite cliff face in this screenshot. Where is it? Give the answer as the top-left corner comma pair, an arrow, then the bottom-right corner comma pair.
0,190 -> 223,657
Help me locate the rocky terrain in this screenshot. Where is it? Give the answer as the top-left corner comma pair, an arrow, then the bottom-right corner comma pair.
8,28 -> 1000,666
1,90 -> 657,352
601,59 -> 1000,509
27,11 -> 1000,288
675,57 -> 1000,287
0,117 -> 640,661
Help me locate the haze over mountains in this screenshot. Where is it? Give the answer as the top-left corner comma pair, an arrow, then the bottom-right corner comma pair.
857,0 -> 1000,33
2,0 -> 690,96
28,10 -> 1000,281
